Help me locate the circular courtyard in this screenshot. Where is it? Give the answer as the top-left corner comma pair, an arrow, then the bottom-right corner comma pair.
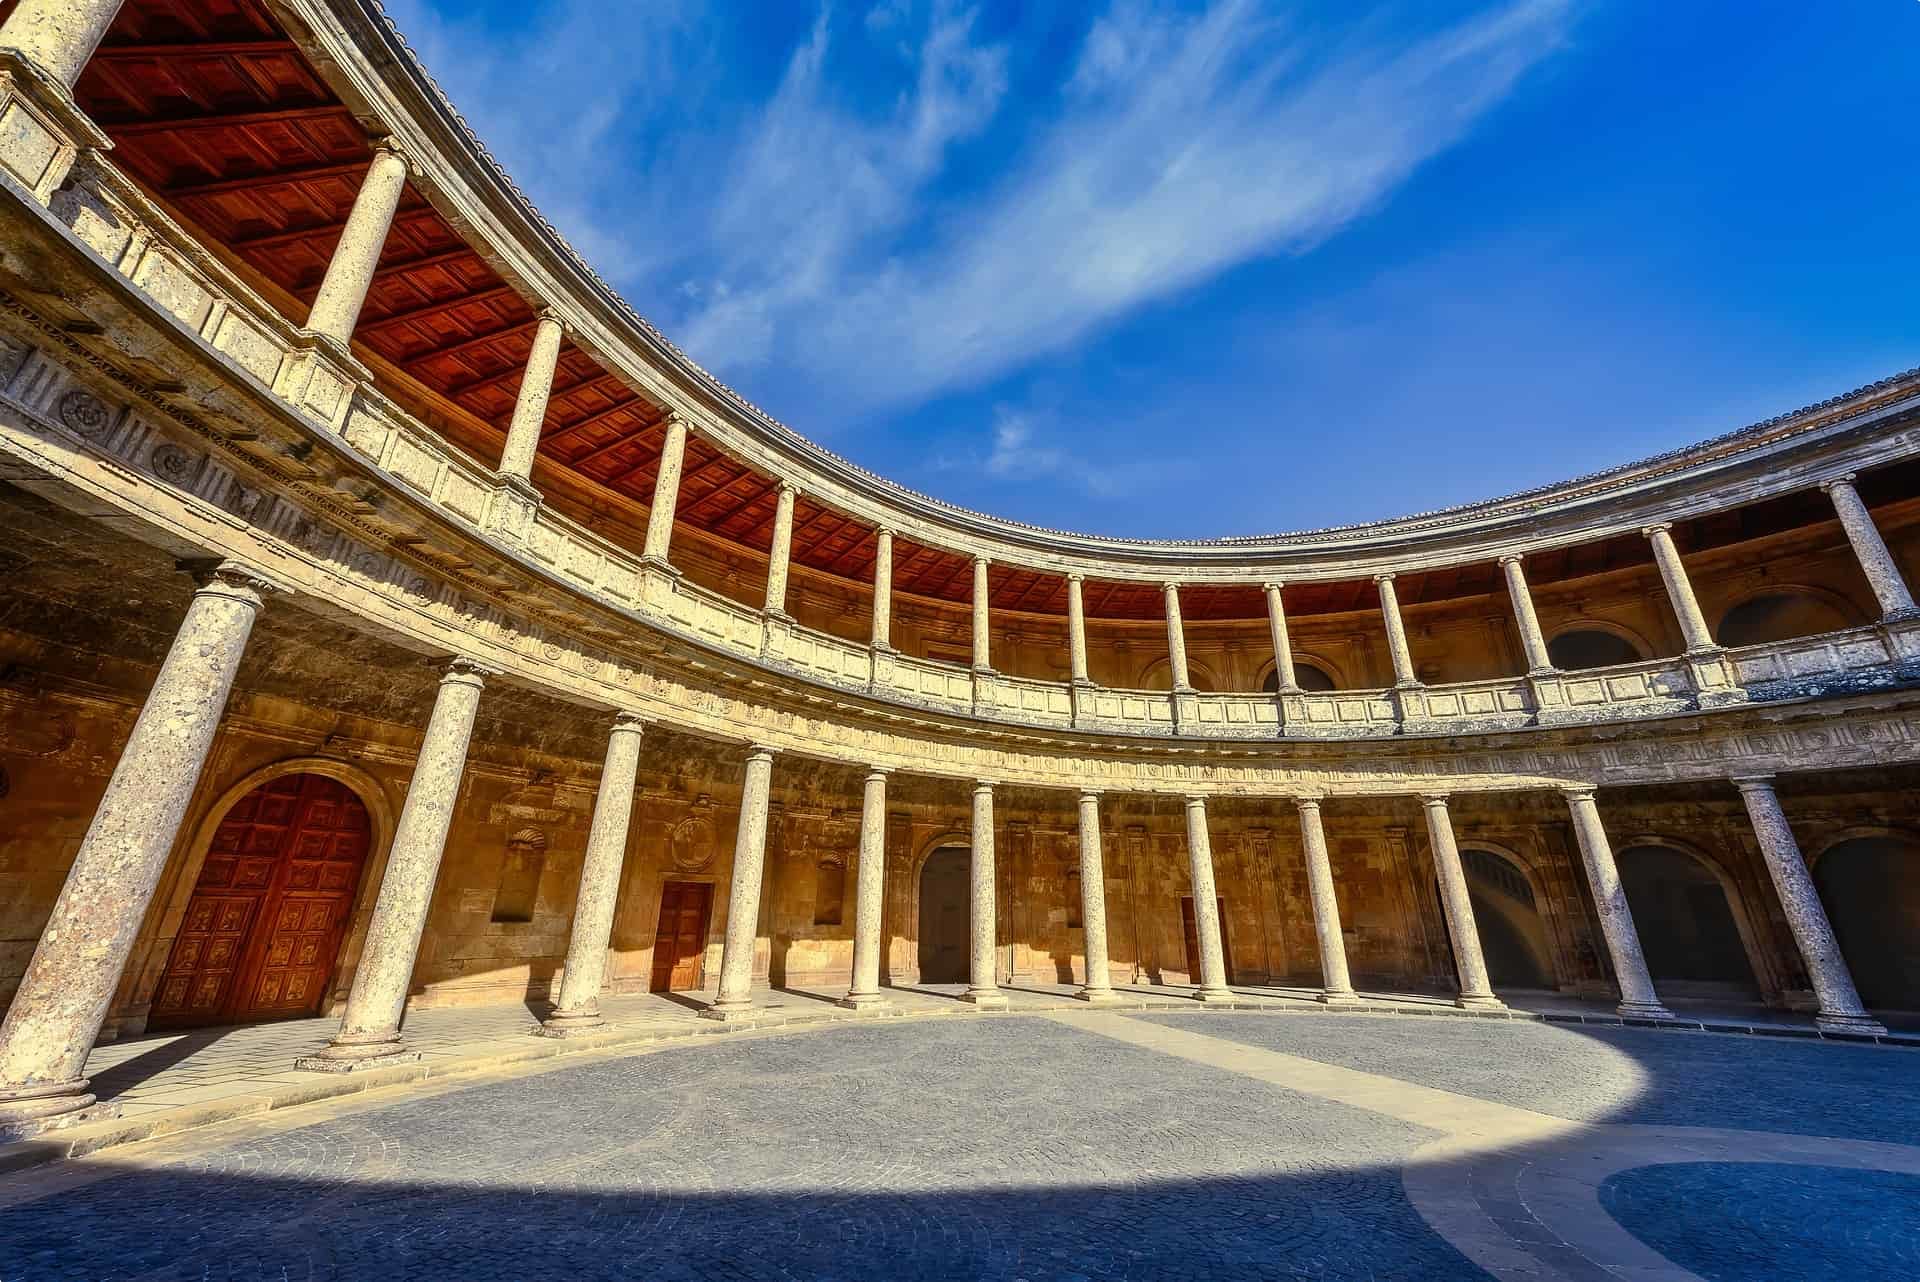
2,1011 -> 1917,1280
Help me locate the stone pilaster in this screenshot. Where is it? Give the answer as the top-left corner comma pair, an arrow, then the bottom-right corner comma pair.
1823,475 -> 1917,620
538,713 -> 645,1037
305,142 -> 411,349
960,781 -> 1007,1006
703,746 -> 776,1021
1162,582 -> 1193,692
296,659 -> 486,1071
0,561 -> 273,1136
1296,798 -> 1360,1007
840,768 -> 891,1010
1264,582 -> 1299,691
641,412 -> 689,572
1073,791 -> 1120,1004
1183,796 -> 1234,1002
970,557 -> 993,673
871,528 -> 895,650
1733,776 -> 1886,1035
1563,787 -> 1672,1020
495,309 -> 564,485
1421,794 -> 1503,1009
764,483 -> 797,619
1500,555 -> 1554,674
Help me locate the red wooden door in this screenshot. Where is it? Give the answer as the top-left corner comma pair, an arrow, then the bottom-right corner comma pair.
650,881 -> 713,992
152,774 -> 372,1027
1180,896 -> 1232,985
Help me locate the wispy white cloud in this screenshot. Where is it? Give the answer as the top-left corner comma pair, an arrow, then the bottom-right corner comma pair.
934,404 -> 1191,500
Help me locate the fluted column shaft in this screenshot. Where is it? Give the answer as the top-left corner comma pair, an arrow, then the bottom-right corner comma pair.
1163,583 -> 1193,692
1824,476 -> 1916,618
1500,555 -> 1554,673
495,311 -> 564,483
841,769 -> 891,1008
961,782 -> 1006,1005
1067,574 -> 1090,684
299,659 -> 486,1070
541,714 -> 645,1035
971,557 -> 992,670
1645,523 -> 1715,652
1376,574 -> 1418,686
0,0 -> 125,90
1734,776 -> 1885,1034
1264,582 -> 1298,690
306,144 -> 409,346
764,484 -> 797,616
1422,794 -> 1502,1008
1296,799 -> 1357,1004
871,529 -> 895,649
706,747 -> 776,1018
1563,787 -> 1671,1019
642,414 -> 688,567
0,563 -> 269,1129
1183,796 -> 1232,1000
1074,792 -> 1118,1003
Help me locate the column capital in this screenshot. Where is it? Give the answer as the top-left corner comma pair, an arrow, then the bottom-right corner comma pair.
1262,580 -> 1285,594
1818,472 -> 1860,494
778,480 -> 800,499
1183,793 -> 1208,808
178,557 -> 283,600
1640,521 -> 1673,537
863,766 -> 893,782
1293,793 -> 1325,811
1077,788 -> 1101,803
1729,773 -> 1777,792
973,554 -> 990,569
873,523 -> 894,539
367,135 -> 420,177
441,656 -> 493,687
532,304 -> 565,330
610,710 -> 647,732
662,408 -> 693,431
1372,571 -> 1396,586
1496,553 -> 1525,569
743,744 -> 779,763
1416,791 -> 1451,807
972,778 -> 996,795
1560,783 -> 1597,802
1066,571 -> 1085,584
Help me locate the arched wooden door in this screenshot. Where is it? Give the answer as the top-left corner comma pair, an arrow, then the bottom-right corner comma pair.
151,773 -> 373,1028
918,847 -> 970,983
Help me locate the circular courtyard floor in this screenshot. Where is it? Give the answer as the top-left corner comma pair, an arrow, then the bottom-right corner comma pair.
2,1009 -> 1916,1280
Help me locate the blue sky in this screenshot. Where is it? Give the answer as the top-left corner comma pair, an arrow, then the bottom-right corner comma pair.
386,1 -> 1920,539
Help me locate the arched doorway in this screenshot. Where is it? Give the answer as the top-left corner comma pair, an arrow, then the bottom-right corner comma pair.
150,773 -> 373,1028
1458,848 -> 1555,989
1814,836 -> 1920,1011
918,846 -> 970,983
1617,844 -> 1759,1000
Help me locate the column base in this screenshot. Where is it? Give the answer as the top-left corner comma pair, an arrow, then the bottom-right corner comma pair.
534,1008 -> 607,1038
1193,987 -> 1238,1005
959,988 -> 1009,1009
836,992 -> 892,1012
637,555 -> 683,578
1815,1012 -> 1889,1037
1453,993 -> 1507,1011
0,1078 -> 117,1140
1073,987 -> 1124,1006
698,1001 -> 760,1023
293,1030 -> 422,1073
1616,999 -> 1676,1021
1317,990 -> 1365,1010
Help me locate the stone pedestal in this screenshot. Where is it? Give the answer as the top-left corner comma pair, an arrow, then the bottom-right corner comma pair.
539,714 -> 644,1037
702,747 -> 776,1022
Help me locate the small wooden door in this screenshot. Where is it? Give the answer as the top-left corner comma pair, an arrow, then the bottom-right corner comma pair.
918,847 -> 970,983
650,881 -> 713,992
152,774 -> 372,1028
1180,896 -> 1232,985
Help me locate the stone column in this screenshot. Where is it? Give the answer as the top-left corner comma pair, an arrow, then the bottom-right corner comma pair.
1376,573 -> 1419,686
971,557 -> 992,671
1420,794 -> 1503,1009
1500,555 -> 1554,674
305,142 -> 410,347
840,768 -> 891,1010
0,561 -> 271,1134
1645,523 -> 1716,652
0,0 -> 124,90
1296,798 -> 1359,1007
1563,786 -> 1672,1019
960,781 -> 1007,1006
1073,791 -> 1120,1004
703,746 -> 776,1020
297,659 -> 486,1071
1163,582 -> 1194,692
538,713 -> 644,1036
871,528 -> 895,649
641,412 -> 688,570
1824,475 -> 1917,619
495,309 -> 564,485
1182,796 -> 1234,1002
764,483 -> 797,618
1264,582 -> 1299,691
1733,776 -> 1886,1034
1067,573 -> 1091,685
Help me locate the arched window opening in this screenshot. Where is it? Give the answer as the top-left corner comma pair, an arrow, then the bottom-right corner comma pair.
1458,848 -> 1554,989
813,859 -> 846,927
1813,837 -> 1920,1011
1261,662 -> 1336,692
1617,845 -> 1758,998
1715,592 -> 1854,649
1140,657 -> 1218,692
1546,629 -> 1643,671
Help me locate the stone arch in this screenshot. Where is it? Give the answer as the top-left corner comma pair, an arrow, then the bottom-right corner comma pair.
1546,621 -> 1650,671
1714,586 -> 1861,649
1455,844 -> 1556,990
1259,658 -> 1339,692
1615,835 -> 1768,1000
127,757 -> 396,1032
1138,656 -> 1220,692
1811,828 -> 1920,1011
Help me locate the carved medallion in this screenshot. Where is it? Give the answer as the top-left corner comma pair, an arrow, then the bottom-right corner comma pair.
671,813 -> 718,871
149,442 -> 205,487
57,388 -> 113,440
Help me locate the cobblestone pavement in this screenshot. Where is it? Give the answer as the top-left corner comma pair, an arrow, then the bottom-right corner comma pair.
2,1010 -> 1915,1280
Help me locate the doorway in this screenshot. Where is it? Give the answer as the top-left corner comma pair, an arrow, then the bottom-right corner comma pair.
918,846 -> 970,983
1180,896 -> 1231,985
1458,848 -> 1555,990
1813,836 -> 1920,1011
650,881 -> 714,992
1618,845 -> 1760,1000
151,773 -> 373,1028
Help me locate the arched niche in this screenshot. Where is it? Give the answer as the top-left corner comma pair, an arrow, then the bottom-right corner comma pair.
1260,660 -> 1338,692
1813,832 -> 1920,1011
1546,625 -> 1647,671
1715,589 -> 1858,649
1617,843 -> 1761,999
1456,846 -> 1556,990
1139,656 -> 1219,693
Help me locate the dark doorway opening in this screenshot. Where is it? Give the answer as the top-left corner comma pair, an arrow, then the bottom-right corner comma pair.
918,847 -> 970,983
1814,837 -> 1920,1011
1618,845 -> 1759,1000
1457,848 -> 1555,990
